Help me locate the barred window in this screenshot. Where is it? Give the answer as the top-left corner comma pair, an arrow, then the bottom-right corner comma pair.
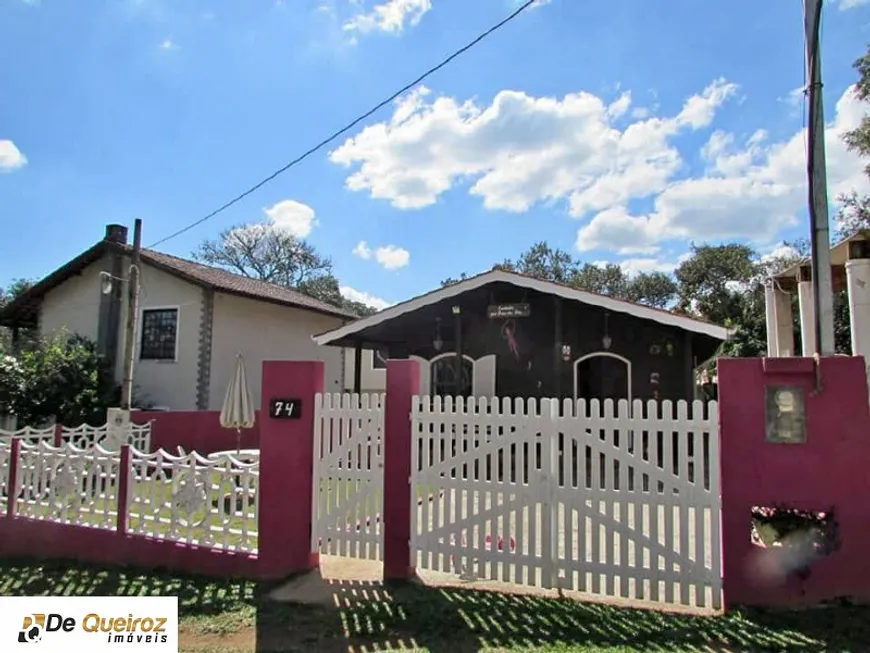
140,308 -> 178,361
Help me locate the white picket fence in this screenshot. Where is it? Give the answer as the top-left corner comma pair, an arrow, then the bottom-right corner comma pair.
3,440 -> 259,554
0,422 -> 152,453
411,396 -> 722,610
311,393 -> 385,560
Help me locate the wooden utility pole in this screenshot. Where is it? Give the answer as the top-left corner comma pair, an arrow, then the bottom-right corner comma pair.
120,219 -> 142,410
805,0 -> 836,356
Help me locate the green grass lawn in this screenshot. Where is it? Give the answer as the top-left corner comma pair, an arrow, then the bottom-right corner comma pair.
1,558 -> 869,652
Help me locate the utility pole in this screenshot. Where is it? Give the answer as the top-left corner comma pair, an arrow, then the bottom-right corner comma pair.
120,219 -> 142,410
805,0 -> 836,356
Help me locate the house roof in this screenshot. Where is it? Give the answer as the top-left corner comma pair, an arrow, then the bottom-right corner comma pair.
0,239 -> 358,328
771,232 -> 867,292
312,268 -> 733,346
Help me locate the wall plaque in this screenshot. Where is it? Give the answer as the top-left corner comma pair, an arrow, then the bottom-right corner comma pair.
765,386 -> 806,443
487,303 -> 531,319
269,398 -> 302,420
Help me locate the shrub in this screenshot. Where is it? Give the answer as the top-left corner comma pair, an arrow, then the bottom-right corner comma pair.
0,331 -> 121,428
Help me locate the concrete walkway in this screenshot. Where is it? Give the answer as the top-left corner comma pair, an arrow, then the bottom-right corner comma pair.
268,555 -> 719,616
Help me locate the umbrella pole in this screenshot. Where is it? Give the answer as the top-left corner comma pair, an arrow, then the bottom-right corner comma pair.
236,428 -> 241,455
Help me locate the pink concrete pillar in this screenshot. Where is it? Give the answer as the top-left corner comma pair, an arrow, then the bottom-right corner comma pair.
718,356 -> 870,607
383,359 -> 420,581
258,360 -> 324,579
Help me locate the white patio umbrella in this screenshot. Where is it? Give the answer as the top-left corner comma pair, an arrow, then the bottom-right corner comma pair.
220,353 -> 256,454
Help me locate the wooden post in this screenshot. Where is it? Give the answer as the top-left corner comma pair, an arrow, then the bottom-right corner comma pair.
554,297 -> 563,400
117,444 -> 131,535
684,331 -> 694,403
121,219 -> 142,410
454,307 -> 463,395
353,342 -> 363,395
7,438 -> 21,518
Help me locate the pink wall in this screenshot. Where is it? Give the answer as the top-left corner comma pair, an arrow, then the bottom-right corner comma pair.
132,410 -> 260,454
0,360 -> 323,581
0,518 -> 259,578
718,355 -> 870,607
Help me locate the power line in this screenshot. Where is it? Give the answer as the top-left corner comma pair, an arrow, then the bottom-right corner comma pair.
149,0 -> 540,249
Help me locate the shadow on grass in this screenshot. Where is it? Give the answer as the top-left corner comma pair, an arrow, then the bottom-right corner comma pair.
2,558 -> 870,652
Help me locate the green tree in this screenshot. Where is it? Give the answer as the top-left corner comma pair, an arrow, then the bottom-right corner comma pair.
838,45 -> 870,237
624,272 -> 680,309
0,332 -> 121,428
442,242 -> 679,309
674,244 -> 757,325
0,278 -> 35,353
193,223 -> 378,316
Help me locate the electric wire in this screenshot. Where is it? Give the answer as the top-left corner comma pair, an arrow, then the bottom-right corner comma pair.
148,0 -> 540,249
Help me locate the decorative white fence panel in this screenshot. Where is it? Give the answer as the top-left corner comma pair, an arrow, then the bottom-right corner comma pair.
127,448 -> 259,554
0,425 -> 55,442
411,395 -> 722,610
0,422 -> 152,453
312,393 -> 385,561
15,441 -> 122,530
62,422 -> 152,453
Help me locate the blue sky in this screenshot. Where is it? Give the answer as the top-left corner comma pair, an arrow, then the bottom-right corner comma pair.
2,0 -> 870,309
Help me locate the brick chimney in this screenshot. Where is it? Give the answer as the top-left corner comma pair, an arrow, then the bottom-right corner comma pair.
104,224 -> 129,245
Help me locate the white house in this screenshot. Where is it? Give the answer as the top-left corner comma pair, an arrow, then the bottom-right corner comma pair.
0,224 -> 380,410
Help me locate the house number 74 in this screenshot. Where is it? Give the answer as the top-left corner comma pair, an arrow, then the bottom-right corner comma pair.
270,398 -> 302,420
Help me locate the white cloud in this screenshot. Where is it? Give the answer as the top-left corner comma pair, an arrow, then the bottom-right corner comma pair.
159,38 -> 178,50
340,285 -> 392,310
839,0 -> 870,9
576,85 -> 868,254
353,240 -> 372,259
330,78 -> 737,215
778,85 -> 805,109
263,199 -> 317,237
344,0 -> 431,34
352,240 -> 410,269
374,244 -> 410,269
617,257 -> 682,277
0,140 -> 27,172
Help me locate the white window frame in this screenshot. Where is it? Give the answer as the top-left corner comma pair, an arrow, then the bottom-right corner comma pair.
138,305 -> 180,363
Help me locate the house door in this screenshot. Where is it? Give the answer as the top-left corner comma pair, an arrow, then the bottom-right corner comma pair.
431,354 -> 473,397
574,353 -> 631,404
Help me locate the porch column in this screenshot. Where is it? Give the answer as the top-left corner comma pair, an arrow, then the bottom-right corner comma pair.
846,241 -> 870,383
798,266 -> 816,357
764,280 -> 795,357
553,297 -> 563,399
353,341 -> 363,395
764,280 -> 778,357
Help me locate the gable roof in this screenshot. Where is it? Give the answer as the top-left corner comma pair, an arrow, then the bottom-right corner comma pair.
0,239 -> 357,328
313,268 -> 732,346
138,249 -> 357,318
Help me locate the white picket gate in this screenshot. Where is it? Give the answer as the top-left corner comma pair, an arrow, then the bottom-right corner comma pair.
411,395 -> 722,610
311,393 -> 385,560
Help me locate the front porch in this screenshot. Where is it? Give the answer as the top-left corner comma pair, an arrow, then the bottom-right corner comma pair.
766,234 -> 870,361
319,271 -> 729,405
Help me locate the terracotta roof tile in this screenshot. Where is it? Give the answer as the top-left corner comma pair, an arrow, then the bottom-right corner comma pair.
139,249 -> 358,319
